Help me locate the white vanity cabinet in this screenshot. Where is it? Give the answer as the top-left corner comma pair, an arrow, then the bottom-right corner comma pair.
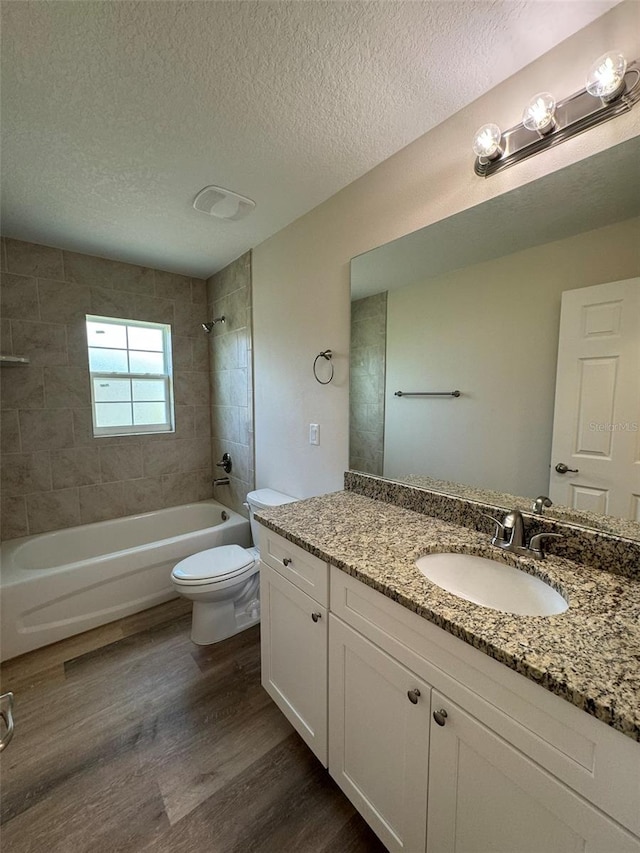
427,689 -> 640,853
328,615 -> 431,853
330,565 -> 640,852
258,526 -> 329,766
258,526 -> 640,852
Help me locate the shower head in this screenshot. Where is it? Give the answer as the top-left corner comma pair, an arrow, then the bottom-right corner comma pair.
201,316 -> 225,333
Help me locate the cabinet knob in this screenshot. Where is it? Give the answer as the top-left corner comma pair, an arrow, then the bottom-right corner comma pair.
407,688 -> 421,704
433,708 -> 448,726
311,612 -> 321,623
282,557 -> 292,567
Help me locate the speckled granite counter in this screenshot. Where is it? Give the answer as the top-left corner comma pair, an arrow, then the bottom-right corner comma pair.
255,490 -> 640,743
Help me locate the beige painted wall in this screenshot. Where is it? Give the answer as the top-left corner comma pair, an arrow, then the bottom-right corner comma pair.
253,2 -> 640,499
384,216 -> 640,497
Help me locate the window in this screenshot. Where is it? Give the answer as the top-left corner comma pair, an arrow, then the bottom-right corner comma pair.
86,315 -> 174,436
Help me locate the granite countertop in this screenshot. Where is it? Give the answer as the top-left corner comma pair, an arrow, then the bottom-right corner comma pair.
255,490 -> 640,743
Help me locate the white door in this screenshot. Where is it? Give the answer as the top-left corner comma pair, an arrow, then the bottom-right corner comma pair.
427,690 -> 640,853
260,563 -> 328,765
549,279 -> 640,520
328,616 -> 431,853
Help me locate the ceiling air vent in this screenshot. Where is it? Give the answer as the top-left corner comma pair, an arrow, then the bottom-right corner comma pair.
193,185 -> 256,221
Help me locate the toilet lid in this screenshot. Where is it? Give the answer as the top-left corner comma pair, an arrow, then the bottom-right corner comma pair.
172,545 -> 254,584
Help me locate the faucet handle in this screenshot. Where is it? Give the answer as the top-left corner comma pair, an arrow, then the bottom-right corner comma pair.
528,532 -> 563,558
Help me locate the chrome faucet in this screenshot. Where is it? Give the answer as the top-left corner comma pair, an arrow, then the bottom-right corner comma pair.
532,495 -> 553,515
484,509 -> 562,559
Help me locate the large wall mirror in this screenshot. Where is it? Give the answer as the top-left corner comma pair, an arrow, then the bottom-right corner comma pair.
349,137 -> 640,540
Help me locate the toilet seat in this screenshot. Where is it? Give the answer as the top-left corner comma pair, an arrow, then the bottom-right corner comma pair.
171,545 -> 256,586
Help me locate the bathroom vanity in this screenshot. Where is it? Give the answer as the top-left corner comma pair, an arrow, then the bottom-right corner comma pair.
256,489 -> 640,853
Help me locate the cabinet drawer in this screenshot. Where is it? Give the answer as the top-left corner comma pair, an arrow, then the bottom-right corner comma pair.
331,565 -> 640,837
258,525 -> 328,606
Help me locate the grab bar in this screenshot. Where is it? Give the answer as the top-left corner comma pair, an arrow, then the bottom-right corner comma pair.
394,390 -> 461,397
0,692 -> 14,752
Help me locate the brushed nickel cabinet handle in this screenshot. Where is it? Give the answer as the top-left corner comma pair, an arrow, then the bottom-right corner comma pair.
282,557 -> 292,567
407,688 -> 421,704
433,708 -> 448,726
311,612 -> 321,622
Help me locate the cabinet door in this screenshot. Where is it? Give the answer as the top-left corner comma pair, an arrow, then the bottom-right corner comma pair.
329,615 -> 431,853
260,563 -> 327,765
427,690 -> 640,853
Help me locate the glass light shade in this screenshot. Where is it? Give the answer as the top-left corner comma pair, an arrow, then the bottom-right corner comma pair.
522,92 -> 556,133
472,123 -> 502,159
586,52 -> 627,100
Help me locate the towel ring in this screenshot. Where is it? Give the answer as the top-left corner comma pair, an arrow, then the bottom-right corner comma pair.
313,350 -> 334,385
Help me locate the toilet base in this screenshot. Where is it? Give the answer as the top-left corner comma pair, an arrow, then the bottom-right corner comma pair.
189,575 -> 261,645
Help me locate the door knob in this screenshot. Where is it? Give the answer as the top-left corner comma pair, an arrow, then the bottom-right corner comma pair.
433,708 -> 448,726
555,463 -> 579,474
407,689 -> 421,704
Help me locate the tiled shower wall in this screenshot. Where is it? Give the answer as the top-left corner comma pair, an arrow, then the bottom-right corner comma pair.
206,252 -> 254,516
349,291 -> 387,476
0,237 -> 212,540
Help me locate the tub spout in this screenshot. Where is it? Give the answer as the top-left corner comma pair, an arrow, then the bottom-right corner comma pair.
213,477 -> 230,487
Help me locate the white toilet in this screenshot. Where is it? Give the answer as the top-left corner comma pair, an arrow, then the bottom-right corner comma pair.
171,489 -> 296,645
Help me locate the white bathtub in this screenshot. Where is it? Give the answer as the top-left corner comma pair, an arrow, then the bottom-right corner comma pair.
0,500 -> 251,661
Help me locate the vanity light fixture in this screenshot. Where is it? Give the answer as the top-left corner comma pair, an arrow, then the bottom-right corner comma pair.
473,52 -> 640,177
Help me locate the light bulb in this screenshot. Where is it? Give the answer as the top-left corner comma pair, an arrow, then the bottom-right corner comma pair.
522,92 -> 556,134
472,123 -> 502,160
586,51 -> 627,100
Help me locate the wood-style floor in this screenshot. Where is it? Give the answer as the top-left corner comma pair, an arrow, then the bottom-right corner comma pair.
0,601 -> 385,852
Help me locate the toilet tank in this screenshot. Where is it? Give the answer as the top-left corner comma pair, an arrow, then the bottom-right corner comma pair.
246,489 -> 297,548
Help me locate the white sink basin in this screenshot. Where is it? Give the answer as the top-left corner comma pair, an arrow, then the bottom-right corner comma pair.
415,552 -> 568,617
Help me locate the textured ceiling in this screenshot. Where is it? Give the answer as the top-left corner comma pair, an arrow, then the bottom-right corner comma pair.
0,0 -> 620,278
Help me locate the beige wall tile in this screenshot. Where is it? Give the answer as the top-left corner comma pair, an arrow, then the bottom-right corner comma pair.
154,270 -> 191,300
5,239 -> 63,280
211,405 -> 240,444
160,470 -> 212,506
51,447 -> 101,489
122,477 -> 164,514
1,451 -> 52,496
71,407 -> 140,447
99,445 -> 143,482
90,286 -> 134,319
132,294 -> 174,325
38,278 -> 91,323
66,318 -> 90,366
229,368 -> 248,407
20,409 -> 74,451
1,366 -> 45,409
1,496 -> 28,540
192,333 -> 209,370
194,406 -> 210,438
1,410 -> 20,453
213,439 -> 250,483
11,320 -> 67,365
1,318 -> 13,354
0,238 -> 7,272
172,300 -> 202,337
78,481 -> 125,524
171,336 -> 193,371
44,366 -> 91,408
64,251 -> 154,294
1,273 -> 39,320
191,278 -> 207,304
179,437 -> 212,473
173,370 -> 210,407
142,441 -> 183,477
27,488 -> 81,534
212,331 -> 239,369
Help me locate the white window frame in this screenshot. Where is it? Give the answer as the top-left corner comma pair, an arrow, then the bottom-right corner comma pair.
86,315 -> 175,437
